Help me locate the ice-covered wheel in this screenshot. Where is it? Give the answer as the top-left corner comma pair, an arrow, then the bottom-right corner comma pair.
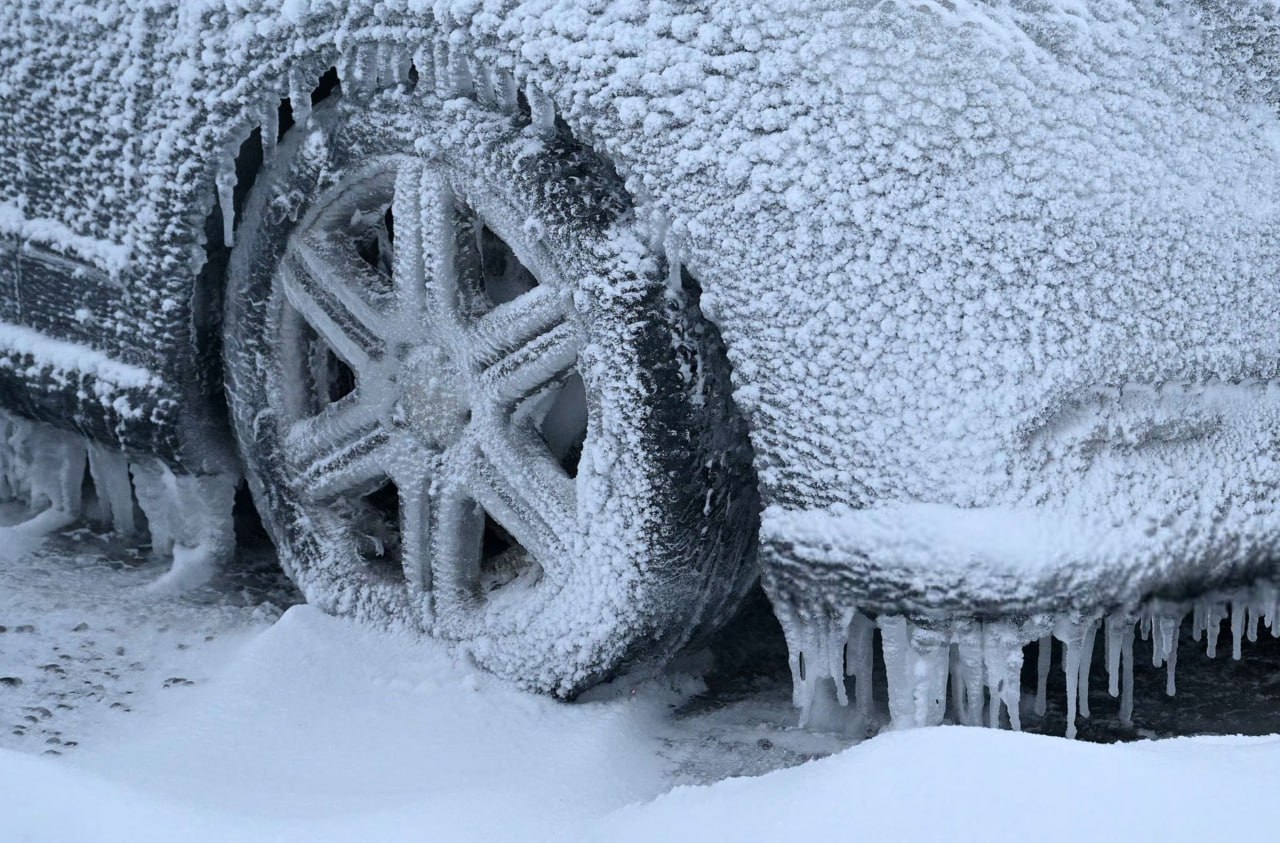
223,75 -> 758,696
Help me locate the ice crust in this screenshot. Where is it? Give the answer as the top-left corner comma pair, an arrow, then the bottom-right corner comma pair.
7,1 -> 1280,690
0,409 -> 236,591
0,321 -> 161,399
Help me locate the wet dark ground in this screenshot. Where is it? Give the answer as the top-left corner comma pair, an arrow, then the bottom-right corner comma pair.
1025,625 -> 1280,741
660,592 -> 1280,782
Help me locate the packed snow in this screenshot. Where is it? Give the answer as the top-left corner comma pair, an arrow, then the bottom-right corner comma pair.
5,518 -> 1280,841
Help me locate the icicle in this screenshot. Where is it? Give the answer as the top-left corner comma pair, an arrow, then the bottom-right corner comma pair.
526,79 -> 556,135
948,647 -> 965,724
875,617 -> 950,730
261,96 -> 279,164
1247,596 -> 1260,644
377,44 -> 412,88
1105,614 -> 1125,698
471,58 -> 497,106
0,416 -> 16,501
911,622 -> 951,728
288,66 -> 313,129
336,49 -> 352,95
155,467 -> 236,594
774,601 -> 856,729
846,612 -> 876,717
375,43 -> 394,87
0,413 -> 86,542
339,44 -> 379,100
0,414 -> 33,503
1035,635 -> 1051,716
130,463 -> 237,594
829,609 -> 855,708
664,232 -> 683,293
982,621 -> 1025,731
216,154 -> 237,247
1102,616 -> 1112,688
448,44 -> 473,96
130,461 -> 176,557
1120,620 -> 1135,726
646,210 -> 672,254
413,46 -> 435,91
952,621 -> 985,727
1192,600 -> 1204,642
878,615 -> 913,729
1231,599 -> 1245,660
1149,609 -> 1164,669
495,67 -> 519,111
1157,613 -> 1182,697
358,43 -> 379,96
1261,584 -> 1279,637
86,443 -> 135,535
1054,618 -> 1084,739
1206,602 -> 1225,658
27,426 -> 85,516
1078,618 -> 1098,720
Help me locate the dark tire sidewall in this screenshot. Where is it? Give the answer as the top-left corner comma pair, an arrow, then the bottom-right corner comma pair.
225,84 -> 758,695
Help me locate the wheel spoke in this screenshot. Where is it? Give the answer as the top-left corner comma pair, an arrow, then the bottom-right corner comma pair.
391,160 -> 451,318
423,461 -> 486,598
469,286 -> 581,405
285,238 -> 391,369
267,146 -> 602,621
423,175 -> 478,332
465,427 -> 575,569
284,395 -> 395,501
395,471 -> 437,590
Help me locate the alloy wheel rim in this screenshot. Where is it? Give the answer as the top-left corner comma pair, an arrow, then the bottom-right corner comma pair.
272,153 -> 590,628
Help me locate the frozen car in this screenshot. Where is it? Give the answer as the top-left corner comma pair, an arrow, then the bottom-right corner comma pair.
4,1 -> 1280,731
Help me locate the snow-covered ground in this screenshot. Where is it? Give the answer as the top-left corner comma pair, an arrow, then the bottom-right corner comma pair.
4,510 -> 1280,842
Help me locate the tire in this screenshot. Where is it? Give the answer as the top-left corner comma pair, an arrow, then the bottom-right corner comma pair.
223,74 -> 758,696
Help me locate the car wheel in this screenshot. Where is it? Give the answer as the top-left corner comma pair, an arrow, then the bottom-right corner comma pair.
222,76 -> 758,696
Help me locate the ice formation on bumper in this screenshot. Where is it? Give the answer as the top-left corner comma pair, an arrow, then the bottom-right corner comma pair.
0,410 -> 236,591
776,583 -> 1280,739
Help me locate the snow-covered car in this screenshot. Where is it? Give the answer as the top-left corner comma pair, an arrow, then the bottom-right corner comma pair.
4,1 -> 1280,730
2,0 -> 766,700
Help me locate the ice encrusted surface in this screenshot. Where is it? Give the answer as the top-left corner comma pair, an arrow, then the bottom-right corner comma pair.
7,3 -> 1280,604
0,410 -> 236,591
775,582 -> 1280,739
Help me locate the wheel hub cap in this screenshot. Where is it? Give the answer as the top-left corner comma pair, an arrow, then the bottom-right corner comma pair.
394,345 -> 469,449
